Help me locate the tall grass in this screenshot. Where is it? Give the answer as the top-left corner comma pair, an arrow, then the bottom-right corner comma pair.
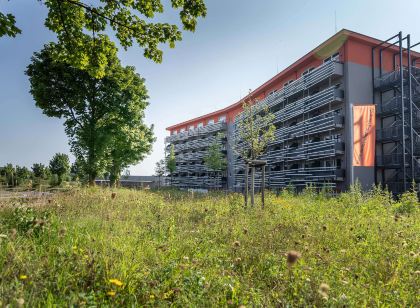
0,186 -> 419,306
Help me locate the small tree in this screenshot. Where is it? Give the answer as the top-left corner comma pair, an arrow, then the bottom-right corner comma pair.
204,133 -> 227,189
166,145 -> 176,186
16,166 -> 33,187
32,163 -> 48,180
155,159 -> 166,189
233,95 -> 275,207
2,164 -> 16,187
49,153 -> 70,186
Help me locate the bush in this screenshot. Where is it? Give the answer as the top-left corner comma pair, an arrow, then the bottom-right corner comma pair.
395,182 -> 419,215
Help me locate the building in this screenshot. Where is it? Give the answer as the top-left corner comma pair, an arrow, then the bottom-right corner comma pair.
165,29 -> 420,193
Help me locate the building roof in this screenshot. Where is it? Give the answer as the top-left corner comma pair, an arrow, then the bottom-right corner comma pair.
166,29 -> 420,131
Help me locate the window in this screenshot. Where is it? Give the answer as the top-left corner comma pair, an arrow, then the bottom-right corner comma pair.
197,122 -> 203,128
180,128 -> 186,133
324,52 -> 340,63
219,115 -> 226,123
283,80 -> 294,87
208,119 -> 215,125
301,67 -> 315,77
189,125 -> 195,130
269,89 -> 278,96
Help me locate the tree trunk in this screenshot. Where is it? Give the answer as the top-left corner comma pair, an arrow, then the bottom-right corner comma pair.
244,163 -> 248,207
251,166 -> 255,207
261,165 -> 265,209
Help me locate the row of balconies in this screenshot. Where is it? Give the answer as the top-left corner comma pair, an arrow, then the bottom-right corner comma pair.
235,61 -> 344,123
261,139 -> 345,163
165,122 -> 227,143
271,87 -> 344,124
172,137 -> 225,153
271,112 -> 344,144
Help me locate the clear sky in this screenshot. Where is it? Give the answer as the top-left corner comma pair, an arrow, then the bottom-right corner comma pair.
1,0 -> 420,175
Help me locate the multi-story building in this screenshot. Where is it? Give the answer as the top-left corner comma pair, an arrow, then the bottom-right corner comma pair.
165,29 -> 420,193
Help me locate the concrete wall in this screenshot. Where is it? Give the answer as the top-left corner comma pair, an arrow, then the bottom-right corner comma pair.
344,61 -> 376,190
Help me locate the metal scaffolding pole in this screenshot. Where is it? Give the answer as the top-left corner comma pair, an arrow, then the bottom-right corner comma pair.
399,31 -> 407,191
407,35 -> 415,181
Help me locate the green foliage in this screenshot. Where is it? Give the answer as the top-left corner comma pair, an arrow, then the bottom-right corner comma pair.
0,188 -> 418,306
0,11 -> 21,38
167,144 -> 176,177
26,43 -> 154,186
49,153 -> 70,185
155,159 -> 166,177
4,206 -> 50,236
3,0 -> 207,78
0,163 -> 17,187
15,166 -> 32,186
204,133 -> 227,172
234,97 -> 276,161
31,163 -> 49,179
395,182 -> 419,215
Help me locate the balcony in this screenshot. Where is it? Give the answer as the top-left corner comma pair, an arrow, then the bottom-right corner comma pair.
235,61 -> 344,124
271,87 -> 344,124
267,139 -> 344,162
165,122 -> 227,143
271,111 -> 344,144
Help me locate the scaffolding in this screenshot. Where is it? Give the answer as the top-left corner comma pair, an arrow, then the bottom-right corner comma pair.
233,60 -> 345,191
372,31 -> 420,193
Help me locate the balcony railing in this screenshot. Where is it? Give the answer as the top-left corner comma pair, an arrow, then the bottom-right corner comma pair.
165,122 -> 227,143
235,61 -> 344,123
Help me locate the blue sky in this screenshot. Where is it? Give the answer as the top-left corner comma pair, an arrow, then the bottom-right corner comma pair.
1,0 -> 420,175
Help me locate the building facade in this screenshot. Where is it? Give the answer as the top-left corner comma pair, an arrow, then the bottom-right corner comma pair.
165,29 -> 420,193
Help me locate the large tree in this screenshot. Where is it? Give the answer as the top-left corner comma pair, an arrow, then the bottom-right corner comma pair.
1,0 -> 206,78
107,122 -> 155,187
26,43 -> 154,186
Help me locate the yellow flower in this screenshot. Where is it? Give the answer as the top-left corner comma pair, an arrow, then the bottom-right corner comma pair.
107,291 -> 116,297
109,278 -> 123,287
19,275 -> 28,280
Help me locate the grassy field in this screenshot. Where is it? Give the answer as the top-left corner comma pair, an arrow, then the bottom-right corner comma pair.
0,186 -> 419,307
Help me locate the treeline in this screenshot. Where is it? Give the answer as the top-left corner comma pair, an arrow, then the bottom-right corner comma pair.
0,153 -> 73,188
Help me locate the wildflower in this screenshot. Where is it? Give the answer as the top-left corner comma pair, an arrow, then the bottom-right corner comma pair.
286,250 -> 301,265
233,241 -> 240,248
16,298 -> 25,307
234,257 -> 242,264
183,256 -> 189,261
409,251 -> 416,257
243,228 -> 248,234
149,294 -> 155,300
109,278 -> 123,287
107,291 -> 116,297
19,274 -> 28,280
319,283 -> 330,293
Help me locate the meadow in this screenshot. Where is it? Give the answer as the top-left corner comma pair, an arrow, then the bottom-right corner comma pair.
0,186 -> 419,307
